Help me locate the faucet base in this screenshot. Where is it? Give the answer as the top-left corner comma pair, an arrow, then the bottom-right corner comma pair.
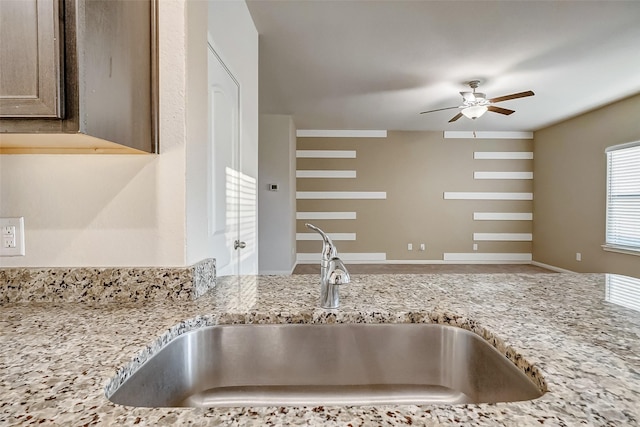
320,283 -> 340,309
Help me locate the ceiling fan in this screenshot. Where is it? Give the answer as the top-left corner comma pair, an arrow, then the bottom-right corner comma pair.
420,80 -> 534,122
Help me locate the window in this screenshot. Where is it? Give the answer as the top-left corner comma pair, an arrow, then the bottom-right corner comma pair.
605,141 -> 640,255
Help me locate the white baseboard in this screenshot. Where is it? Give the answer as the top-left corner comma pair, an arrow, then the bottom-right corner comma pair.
297,253 -> 387,263
530,261 -> 575,273
288,259 -> 575,271
385,260 -> 531,265
259,263 -> 298,276
259,270 -> 292,275
295,259 -> 533,265
444,253 -> 532,262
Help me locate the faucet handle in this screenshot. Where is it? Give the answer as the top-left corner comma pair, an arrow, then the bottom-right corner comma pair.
305,223 -> 338,259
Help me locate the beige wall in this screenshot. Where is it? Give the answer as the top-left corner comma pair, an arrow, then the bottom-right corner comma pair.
297,131 -> 534,262
533,93 -> 640,278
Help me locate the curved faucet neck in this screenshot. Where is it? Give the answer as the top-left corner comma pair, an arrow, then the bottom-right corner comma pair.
305,223 -> 338,261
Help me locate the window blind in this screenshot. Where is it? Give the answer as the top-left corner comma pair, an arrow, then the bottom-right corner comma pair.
606,143 -> 640,251
605,274 -> 640,313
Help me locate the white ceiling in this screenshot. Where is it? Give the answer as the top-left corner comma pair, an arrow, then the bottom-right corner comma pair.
246,0 -> 640,132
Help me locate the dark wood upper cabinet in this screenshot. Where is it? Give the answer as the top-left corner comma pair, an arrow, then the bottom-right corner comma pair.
0,0 -> 63,118
0,0 -> 158,154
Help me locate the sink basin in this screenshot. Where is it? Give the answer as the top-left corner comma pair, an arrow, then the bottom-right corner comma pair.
108,323 -> 543,407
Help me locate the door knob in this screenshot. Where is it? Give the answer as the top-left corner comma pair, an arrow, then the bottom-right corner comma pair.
234,240 -> 246,250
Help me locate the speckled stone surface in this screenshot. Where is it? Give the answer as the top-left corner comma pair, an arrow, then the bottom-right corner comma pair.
0,258 -> 215,303
2,273 -> 640,425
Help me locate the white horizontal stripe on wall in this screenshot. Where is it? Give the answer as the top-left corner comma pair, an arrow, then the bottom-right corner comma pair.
444,192 -> 533,200
473,212 -> 533,221
474,171 -> 533,180
473,233 -> 533,241
296,233 -> 356,241
444,131 -> 533,139
296,212 -> 357,220
297,252 -> 387,262
297,191 -> 387,199
296,130 -> 387,138
474,152 -> 534,160
444,253 -> 532,262
296,150 -> 356,158
296,170 -> 357,178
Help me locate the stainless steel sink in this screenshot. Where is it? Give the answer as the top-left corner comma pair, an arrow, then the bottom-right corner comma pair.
108,323 -> 543,407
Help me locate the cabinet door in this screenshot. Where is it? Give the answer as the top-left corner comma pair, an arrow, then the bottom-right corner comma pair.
0,0 -> 63,118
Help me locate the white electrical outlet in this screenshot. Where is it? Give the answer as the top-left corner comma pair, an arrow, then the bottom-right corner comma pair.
473,243 -> 478,251
420,243 -> 425,251
576,252 -> 582,261
0,217 -> 25,256
407,243 -> 413,251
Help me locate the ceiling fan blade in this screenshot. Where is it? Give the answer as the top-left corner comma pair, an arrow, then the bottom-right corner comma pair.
448,112 -> 463,123
488,106 -> 515,115
420,106 -> 459,115
489,90 -> 535,103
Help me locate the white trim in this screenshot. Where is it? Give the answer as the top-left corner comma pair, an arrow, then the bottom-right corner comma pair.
297,191 -> 387,199
474,171 -> 533,180
259,270 -> 295,275
602,244 -> 640,257
296,257 -> 535,265
605,140 -> 640,153
372,260 -> 453,265
358,259 -> 532,265
296,170 -> 356,179
258,262 -> 297,276
444,253 -> 532,262
474,233 -> 532,241
530,261 -> 575,273
444,131 -> 533,139
474,152 -> 534,160
296,212 -> 357,220
297,252 -> 387,262
474,212 -> 533,221
296,150 -> 356,158
296,233 -> 356,241
296,129 -> 387,138
444,192 -> 533,200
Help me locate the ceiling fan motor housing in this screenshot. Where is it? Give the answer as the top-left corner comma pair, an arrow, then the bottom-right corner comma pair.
461,92 -> 489,106
419,79 -> 534,122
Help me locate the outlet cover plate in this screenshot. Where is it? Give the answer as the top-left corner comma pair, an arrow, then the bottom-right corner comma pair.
0,217 -> 25,256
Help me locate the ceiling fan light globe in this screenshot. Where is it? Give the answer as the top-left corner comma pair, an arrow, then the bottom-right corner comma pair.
461,105 -> 488,119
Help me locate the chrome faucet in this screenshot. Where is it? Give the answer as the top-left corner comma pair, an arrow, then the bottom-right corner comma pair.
305,223 -> 351,309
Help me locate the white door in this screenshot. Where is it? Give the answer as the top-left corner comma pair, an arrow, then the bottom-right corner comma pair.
208,44 -> 242,277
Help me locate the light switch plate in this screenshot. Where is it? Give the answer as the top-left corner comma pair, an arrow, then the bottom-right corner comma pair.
0,217 -> 25,256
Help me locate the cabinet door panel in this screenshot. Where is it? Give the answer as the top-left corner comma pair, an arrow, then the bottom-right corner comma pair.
0,0 -> 63,118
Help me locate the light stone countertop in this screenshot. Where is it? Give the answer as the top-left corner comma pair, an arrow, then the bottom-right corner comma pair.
1,273 -> 640,425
